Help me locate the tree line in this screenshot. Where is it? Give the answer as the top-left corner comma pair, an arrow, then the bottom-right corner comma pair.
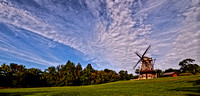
151,58 -> 200,77
0,60 -> 133,88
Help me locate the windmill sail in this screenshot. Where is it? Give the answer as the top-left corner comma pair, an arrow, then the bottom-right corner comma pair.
134,45 -> 157,79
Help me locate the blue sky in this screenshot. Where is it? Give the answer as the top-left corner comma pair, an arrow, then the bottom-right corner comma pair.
0,0 -> 199,73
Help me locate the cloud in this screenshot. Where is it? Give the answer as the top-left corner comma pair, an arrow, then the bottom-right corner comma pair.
0,24 -> 64,66
0,0 -> 153,73
149,0 -> 200,70
87,0 -> 153,73
0,0 -> 199,74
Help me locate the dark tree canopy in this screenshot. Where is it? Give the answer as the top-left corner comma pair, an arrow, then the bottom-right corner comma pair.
179,58 -> 200,74
0,61 -> 131,88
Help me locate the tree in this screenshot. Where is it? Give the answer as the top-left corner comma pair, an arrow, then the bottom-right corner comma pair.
118,70 -> 130,80
25,68 -> 43,87
105,69 -> 118,82
185,64 -> 200,74
179,58 -> 200,74
9,63 -> 26,87
179,58 -> 195,73
155,69 -> 163,77
42,66 -> 57,86
74,63 -> 82,85
59,60 -> 76,86
0,63 -> 13,87
0,60 -> 134,87
81,64 -> 94,85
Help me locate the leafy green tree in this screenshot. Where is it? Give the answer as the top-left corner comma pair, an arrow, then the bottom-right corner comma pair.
42,66 -> 57,86
9,63 -> 26,87
0,63 -> 13,87
118,70 -> 129,80
179,58 -> 195,73
95,71 -> 101,84
179,58 -> 200,74
155,69 -> 163,77
75,63 -> 82,85
109,70 -> 118,82
185,64 -> 200,74
81,64 -> 94,85
59,60 -> 76,86
25,68 -> 43,87
0,60 -> 134,87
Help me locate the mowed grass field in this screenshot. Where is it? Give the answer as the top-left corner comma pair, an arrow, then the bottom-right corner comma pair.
0,75 -> 199,96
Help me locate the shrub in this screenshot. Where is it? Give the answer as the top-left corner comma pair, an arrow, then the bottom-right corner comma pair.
179,73 -> 193,76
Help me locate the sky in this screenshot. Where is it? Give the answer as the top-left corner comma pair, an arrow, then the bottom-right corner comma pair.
0,0 -> 199,74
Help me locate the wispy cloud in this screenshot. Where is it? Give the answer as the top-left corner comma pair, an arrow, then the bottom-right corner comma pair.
0,0 -> 199,73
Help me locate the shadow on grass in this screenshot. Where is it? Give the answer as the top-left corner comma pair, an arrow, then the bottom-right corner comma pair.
191,79 -> 200,86
0,91 -> 50,96
171,79 -> 200,96
54,92 -> 80,96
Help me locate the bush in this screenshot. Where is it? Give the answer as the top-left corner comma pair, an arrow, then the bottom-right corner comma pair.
194,73 -> 200,75
179,73 -> 193,76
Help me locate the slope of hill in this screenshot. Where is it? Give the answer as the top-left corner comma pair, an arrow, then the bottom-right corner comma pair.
0,75 -> 199,96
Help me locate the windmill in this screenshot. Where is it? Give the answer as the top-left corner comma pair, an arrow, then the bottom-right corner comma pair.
133,45 -> 157,79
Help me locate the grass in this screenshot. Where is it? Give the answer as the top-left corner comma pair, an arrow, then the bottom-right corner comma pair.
0,75 -> 200,96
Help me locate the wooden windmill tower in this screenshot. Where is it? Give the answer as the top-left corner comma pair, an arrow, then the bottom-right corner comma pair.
133,45 -> 157,79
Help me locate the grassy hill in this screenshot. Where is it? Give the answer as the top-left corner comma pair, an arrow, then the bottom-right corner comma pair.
0,75 -> 199,96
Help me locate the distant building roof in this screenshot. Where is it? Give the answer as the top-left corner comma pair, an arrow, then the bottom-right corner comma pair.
163,72 -> 177,76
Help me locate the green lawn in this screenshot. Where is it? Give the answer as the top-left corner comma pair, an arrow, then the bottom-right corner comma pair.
0,75 -> 200,96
